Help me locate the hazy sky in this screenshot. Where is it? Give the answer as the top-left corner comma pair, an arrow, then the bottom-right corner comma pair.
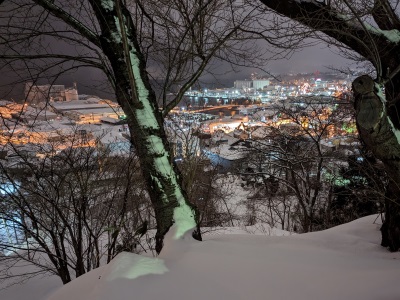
0,0 -> 361,102
0,1 -> 357,101
0,38 -> 353,101
267,46 -> 353,74
198,44 -> 354,89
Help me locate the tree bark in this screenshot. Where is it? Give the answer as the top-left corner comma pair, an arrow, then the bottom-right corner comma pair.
353,75 -> 400,251
88,0 -> 201,253
259,0 -> 400,250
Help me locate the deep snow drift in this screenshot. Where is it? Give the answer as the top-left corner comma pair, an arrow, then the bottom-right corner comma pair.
2,215 -> 400,300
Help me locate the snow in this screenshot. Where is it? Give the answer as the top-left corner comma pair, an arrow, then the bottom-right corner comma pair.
100,0 -> 114,12
363,23 -> 400,44
376,83 -> 400,144
2,215 -> 398,300
0,263 -> 62,300
387,116 -> 400,144
374,82 -> 400,144
335,13 -> 400,44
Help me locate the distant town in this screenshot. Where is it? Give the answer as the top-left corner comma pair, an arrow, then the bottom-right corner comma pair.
0,71 -> 358,171
185,71 -> 352,107
0,70 -> 371,282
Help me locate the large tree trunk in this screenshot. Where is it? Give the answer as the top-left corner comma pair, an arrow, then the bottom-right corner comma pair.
259,0 -> 400,251
89,0 -> 201,253
352,75 -> 400,251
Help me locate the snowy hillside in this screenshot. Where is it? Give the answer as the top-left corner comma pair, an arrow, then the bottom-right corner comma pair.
2,215 -> 400,300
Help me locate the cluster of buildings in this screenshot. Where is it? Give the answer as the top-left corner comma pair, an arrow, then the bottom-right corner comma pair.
234,79 -> 270,91
0,74 -> 357,169
0,83 -> 130,163
185,72 -> 351,106
24,82 -> 79,104
172,72 -> 358,168
168,97 -> 358,171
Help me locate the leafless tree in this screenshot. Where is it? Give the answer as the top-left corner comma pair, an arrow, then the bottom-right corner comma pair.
0,0 -> 281,252
131,0 -> 268,113
240,98 -> 353,232
254,0 -> 400,251
165,112 -> 239,229
328,149 -> 386,227
0,128 -> 149,285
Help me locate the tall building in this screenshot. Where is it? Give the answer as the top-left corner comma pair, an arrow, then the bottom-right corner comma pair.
234,80 -> 252,90
253,79 -> 270,90
65,82 -> 79,101
24,83 -> 70,104
234,79 -> 270,91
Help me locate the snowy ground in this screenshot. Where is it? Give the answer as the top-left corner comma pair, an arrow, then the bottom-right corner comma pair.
2,215 -> 400,300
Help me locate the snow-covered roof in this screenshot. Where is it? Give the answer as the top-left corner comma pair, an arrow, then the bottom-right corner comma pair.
208,133 -> 246,161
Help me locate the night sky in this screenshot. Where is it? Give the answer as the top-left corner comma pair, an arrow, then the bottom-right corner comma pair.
0,0 -> 359,102
0,43 -> 353,102
267,46 -> 354,74
198,45 -> 354,88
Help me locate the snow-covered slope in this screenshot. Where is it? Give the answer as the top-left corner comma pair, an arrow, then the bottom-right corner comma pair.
45,215 -> 400,300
